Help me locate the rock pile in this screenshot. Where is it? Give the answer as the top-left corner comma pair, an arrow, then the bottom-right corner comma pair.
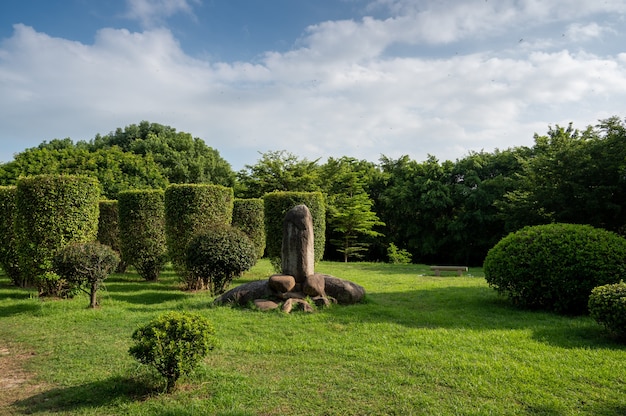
214,204 -> 365,312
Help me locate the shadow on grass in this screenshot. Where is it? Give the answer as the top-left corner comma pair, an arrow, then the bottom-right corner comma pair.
0,301 -> 40,318
107,291 -> 189,305
13,375 -> 155,414
327,286 -> 626,351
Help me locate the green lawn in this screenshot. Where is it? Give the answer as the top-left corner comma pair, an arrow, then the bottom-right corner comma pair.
0,260 -> 624,415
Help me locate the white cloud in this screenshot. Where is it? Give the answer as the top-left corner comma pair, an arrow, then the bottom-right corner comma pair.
566,22 -> 614,42
124,0 -> 200,28
1,1 -> 626,169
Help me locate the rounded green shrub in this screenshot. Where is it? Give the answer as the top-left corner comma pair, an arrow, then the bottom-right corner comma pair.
185,226 -> 257,294
118,189 -> 167,281
15,175 -> 100,296
54,241 -> 120,308
588,282 -> 626,339
483,223 -> 626,314
129,311 -> 217,392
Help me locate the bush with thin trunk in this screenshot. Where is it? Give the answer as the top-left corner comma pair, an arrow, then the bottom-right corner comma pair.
54,241 -> 120,308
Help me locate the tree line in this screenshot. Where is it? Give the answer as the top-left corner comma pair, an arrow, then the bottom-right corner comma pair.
1,117 -> 625,266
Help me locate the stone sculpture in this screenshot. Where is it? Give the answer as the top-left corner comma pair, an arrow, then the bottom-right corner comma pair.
214,204 -> 365,312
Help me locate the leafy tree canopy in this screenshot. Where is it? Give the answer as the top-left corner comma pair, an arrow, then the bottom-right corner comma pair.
0,121 -> 235,198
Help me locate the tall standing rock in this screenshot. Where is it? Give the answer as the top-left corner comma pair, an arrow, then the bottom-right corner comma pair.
281,204 -> 315,283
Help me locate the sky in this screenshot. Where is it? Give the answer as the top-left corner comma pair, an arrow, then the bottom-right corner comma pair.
1,0 -> 626,171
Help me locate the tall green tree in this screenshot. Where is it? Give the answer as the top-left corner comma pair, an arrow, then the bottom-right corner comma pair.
236,150 -> 321,198
320,157 -> 384,262
377,155 -> 455,263
91,121 -> 235,187
0,140 -> 168,199
500,117 -> 626,234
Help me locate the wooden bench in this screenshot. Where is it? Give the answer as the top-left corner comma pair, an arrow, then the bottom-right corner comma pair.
430,265 -> 468,276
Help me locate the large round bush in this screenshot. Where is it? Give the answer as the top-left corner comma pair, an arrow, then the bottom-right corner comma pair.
185,226 -> 257,295
588,282 -> 626,339
483,223 -> 626,314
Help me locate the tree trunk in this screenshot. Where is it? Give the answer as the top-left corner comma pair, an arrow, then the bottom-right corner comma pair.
89,282 -> 99,308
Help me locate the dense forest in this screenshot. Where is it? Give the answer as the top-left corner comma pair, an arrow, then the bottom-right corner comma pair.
1,117 -> 625,266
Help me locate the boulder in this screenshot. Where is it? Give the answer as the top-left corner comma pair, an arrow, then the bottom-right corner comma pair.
268,274 -> 296,293
282,298 -> 314,313
303,273 -> 326,297
322,275 -> 366,305
254,299 -> 280,311
214,280 -> 270,306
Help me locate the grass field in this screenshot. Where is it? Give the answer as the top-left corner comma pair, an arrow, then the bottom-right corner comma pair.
0,260 -> 625,415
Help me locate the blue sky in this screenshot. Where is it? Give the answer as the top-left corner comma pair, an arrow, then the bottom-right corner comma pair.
1,0 -> 626,171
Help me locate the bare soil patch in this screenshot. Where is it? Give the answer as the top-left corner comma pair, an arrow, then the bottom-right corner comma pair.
0,345 -> 48,415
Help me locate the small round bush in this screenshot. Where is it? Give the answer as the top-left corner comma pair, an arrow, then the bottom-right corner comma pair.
483,223 -> 626,314
185,226 -> 257,294
588,282 -> 626,339
54,241 -> 120,308
129,311 -> 217,392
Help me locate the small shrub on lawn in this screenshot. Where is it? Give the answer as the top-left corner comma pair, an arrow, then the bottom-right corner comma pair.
387,243 -> 412,264
483,223 -> 626,314
588,282 -> 626,339
185,226 -> 257,294
54,241 -> 120,308
129,311 -> 217,392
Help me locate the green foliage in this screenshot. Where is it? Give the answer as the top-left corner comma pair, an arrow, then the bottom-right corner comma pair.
129,311 -> 217,392
387,243 -> 412,264
0,141 -> 169,199
15,175 -> 100,295
164,184 -> 234,287
236,150 -> 321,198
484,223 -> 626,314
92,121 -> 235,187
500,118 -> 626,234
232,198 -> 266,259
97,200 -> 127,273
185,226 -> 257,294
0,186 -> 23,286
53,241 -> 120,308
118,189 -> 167,281
263,191 -> 326,268
321,157 -> 384,262
588,282 -> 626,339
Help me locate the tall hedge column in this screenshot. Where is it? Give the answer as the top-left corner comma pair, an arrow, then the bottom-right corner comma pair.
165,184 -> 233,289
118,190 -> 167,281
15,175 -> 100,295
0,186 -> 24,287
232,198 -> 266,259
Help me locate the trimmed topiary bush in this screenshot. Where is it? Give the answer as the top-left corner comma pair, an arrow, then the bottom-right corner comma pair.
263,191 -> 325,270
232,198 -> 265,259
54,241 -> 120,308
129,311 -> 217,392
118,189 -> 167,281
164,184 -> 233,288
0,186 -> 24,286
97,200 -> 127,273
588,282 -> 626,339
185,226 -> 257,295
15,175 -> 100,296
484,223 -> 626,314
